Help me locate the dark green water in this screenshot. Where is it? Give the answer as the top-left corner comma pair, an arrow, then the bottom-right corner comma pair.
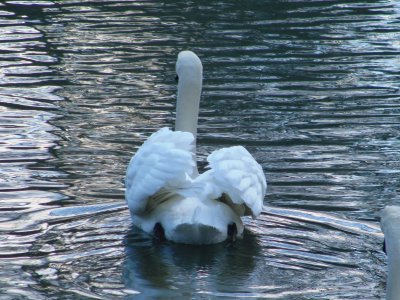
1,0 -> 399,299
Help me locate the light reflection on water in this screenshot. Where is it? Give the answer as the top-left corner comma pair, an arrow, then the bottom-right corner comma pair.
1,0 -> 399,299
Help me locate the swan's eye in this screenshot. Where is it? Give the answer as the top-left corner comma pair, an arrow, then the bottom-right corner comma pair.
175,75 -> 179,83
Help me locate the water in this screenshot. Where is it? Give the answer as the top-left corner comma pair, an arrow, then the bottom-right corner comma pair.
1,0 -> 399,299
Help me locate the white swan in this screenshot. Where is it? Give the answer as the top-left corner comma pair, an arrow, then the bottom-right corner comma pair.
125,50 -> 267,245
380,206 -> 400,300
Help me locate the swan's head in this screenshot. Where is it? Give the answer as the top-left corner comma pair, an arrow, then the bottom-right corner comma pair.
381,206 -> 400,234
381,206 -> 400,252
175,50 -> 203,83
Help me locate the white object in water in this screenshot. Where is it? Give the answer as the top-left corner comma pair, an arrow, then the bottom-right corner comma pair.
125,51 -> 266,244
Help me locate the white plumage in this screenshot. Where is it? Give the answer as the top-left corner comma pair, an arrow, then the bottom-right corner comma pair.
125,128 -> 195,215
125,50 -> 266,244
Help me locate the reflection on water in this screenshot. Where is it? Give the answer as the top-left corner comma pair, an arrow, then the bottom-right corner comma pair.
124,227 -> 260,299
0,0 -> 399,299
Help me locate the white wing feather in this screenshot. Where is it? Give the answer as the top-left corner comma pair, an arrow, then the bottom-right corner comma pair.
206,146 -> 267,218
125,127 -> 195,215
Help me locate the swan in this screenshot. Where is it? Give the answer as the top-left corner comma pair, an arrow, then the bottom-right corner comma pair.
380,206 -> 400,300
125,50 -> 267,245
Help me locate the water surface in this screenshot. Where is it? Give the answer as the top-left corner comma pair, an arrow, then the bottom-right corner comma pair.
1,0 -> 399,299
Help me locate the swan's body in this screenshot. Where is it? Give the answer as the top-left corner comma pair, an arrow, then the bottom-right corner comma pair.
125,51 -> 266,244
381,206 -> 400,300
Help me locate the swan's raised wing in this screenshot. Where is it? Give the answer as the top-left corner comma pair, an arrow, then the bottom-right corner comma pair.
125,127 -> 195,215
206,146 -> 266,218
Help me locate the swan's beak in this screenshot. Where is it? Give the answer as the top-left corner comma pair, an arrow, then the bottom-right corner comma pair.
383,238 -> 386,254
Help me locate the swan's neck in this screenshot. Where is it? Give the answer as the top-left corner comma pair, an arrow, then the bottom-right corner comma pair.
381,207 -> 400,300
386,237 -> 400,300
175,69 -> 202,140
174,51 -> 203,177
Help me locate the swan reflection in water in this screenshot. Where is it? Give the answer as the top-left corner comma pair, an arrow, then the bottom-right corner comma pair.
123,226 -> 261,299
